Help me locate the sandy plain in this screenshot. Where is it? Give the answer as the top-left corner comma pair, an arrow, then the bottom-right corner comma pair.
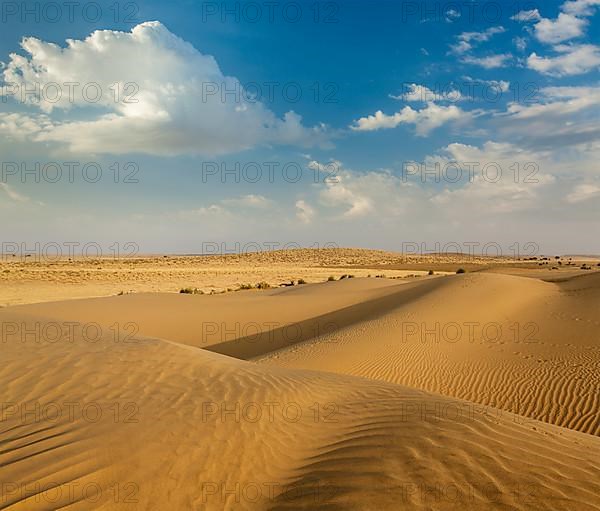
0,249 -> 599,510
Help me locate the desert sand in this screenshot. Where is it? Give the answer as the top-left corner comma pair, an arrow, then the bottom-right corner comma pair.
1,249 -> 599,510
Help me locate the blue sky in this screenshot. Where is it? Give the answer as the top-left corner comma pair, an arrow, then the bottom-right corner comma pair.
1,0 -> 599,255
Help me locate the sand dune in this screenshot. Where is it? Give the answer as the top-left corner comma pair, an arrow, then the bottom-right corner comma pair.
3,248 -> 594,306
12,271 -> 600,435
2,258 -> 600,509
258,272 -> 600,435
1,311 -> 599,510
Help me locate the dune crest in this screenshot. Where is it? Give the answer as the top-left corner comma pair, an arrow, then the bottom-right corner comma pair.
1,312 -> 599,510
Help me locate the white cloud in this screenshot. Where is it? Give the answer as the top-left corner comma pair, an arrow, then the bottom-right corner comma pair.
0,182 -> 43,206
561,0 -> 600,16
351,103 -> 466,135
493,86 -> 600,150
319,172 -> 373,218
566,182 -> 600,203
0,183 -> 28,202
422,141 -> 557,213
461,53 -> 512,68
295,200 -> 315,224
445,9 -> 461,22
0,21 -> 327,156
311,163 -> 416,220
390,83 -> 462,103
506,85 -> 600,118
0,113 -> 53,141
528,44 -> 600,75
534,13 -> 587,43
461,77 -> 510,94
513,36 -> 528,52
448,27 -> 511,68
511,9 -> 542,22
450,27 -> 506,55
221,194 -> 272,208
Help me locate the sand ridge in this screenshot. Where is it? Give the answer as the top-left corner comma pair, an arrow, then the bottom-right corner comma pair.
1,311 -> 599,510
2,251 -> 600,509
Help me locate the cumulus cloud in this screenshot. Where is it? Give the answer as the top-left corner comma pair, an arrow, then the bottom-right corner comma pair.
561,0 -> 600,16
449,27 -> 506,55
461,53 -> 512,68
418,142 -> 557,213
507,85 -> 600,118
513,37 -> 528,52
319,172 -> 374,218
351,102 -> 466,135
448,27 -> 511,68
533,13 -> 587,43
0,21 -> 328,156
311,163 -> 417,220
390,83 -> 462,103
493,86 -> 600,150
295,200 -> 315,224
527,44 -> 600,75
520,0 -> 600,46
303,142 -> 567,224
511,9 -> 542,22
0,113 -> 53,141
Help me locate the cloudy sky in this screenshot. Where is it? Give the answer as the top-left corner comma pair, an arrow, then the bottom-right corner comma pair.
1,0 -> 599,255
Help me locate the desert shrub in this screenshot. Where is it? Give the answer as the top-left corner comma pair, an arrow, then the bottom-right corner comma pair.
255,281 -> 271,289
180,287 -> 202,294
456,268 -> 466,274
297,278 -> 307,284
